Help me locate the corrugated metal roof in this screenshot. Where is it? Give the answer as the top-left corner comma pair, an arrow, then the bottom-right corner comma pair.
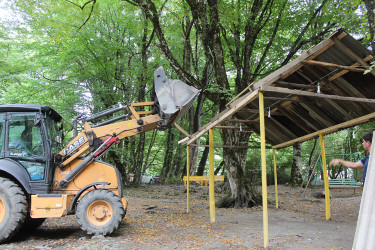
179,29 -> 375,148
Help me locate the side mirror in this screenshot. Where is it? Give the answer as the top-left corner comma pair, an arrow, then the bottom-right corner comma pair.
55,136 -> 62,144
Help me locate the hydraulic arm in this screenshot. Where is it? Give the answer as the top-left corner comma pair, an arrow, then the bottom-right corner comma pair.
55,66 -> 200,188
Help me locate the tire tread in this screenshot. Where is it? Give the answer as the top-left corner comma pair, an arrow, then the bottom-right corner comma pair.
0,177 -> 27,243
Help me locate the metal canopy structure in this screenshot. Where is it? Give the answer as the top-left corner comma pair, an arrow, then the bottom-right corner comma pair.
178,29 -> 375,248
179,29 -> 375,148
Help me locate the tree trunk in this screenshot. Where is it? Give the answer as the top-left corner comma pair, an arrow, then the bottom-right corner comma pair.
172,138 -> 184,178
290,142 -> 303,185
364,0 -> 375,52
188,93 -> 205,175
217,129 -> 261,208
142,129 -> 158,173
128,0 -> 332,207
214,160 -> 224,175
160,129 -> 175,183
196,142 -> 209,176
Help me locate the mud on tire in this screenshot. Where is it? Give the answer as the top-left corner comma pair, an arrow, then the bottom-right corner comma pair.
76,189 -> 124,236
0,177 -> 27,243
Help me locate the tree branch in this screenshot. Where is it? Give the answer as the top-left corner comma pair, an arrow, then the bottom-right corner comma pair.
65,0 -> 97,32
281,0 -> 329,65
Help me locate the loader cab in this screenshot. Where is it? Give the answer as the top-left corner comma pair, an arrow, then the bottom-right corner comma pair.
0,104 -> 62,194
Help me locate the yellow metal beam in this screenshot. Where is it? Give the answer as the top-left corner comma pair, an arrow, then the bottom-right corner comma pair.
259,91 -> 269,248
209,128 -> 216,223
272,149 -> 279,209
273,112 -> 375,149
186,146 -> 190,213
319,133 -> 331,221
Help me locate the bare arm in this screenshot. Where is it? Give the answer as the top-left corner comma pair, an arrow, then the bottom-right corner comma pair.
329,159 -> 364,169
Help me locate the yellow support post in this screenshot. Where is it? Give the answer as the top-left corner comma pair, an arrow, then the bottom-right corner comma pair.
319,133 -> 331,221
259,91 -> 269,248
186,145 -> 190,213
272,149 -> 279,209
209,128 -> 216,223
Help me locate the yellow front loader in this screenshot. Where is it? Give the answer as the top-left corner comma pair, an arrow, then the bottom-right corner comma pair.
0,67 -> 200,242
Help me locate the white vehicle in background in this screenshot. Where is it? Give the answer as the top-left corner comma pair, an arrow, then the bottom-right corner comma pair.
141,173 -> 154,184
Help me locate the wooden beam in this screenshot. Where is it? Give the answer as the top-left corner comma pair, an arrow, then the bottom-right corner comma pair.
224,119 -> 258,124
332,37 -> 375,77
137,111 -> 153,115
301,60 -> 367,72
261,86 -> 375,104
226,80 -> 257,108
174,122 -> 190,137
128,105 -> 140,120
237,108 -> 259,113
328,55 -> 373,81
264,96 -> 303,102
189,144 -> 272,149
214,126 -> 253,130
217,30 -> 344,105
273,112 -> 375,149
178,89 -> 260,145
278,31 -> 347,80
224,31 -> 347,111
131,101 -> 155,107
237,108 -> 283,116
275,80 -> 330,91
250,34 -> 338,90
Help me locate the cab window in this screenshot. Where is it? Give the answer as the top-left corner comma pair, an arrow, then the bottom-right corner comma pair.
8,114 -> 44,157
45,116 -> 61,155
8,113 -> 45,180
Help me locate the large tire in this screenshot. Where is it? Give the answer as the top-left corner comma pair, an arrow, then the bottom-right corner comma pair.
0,177 -> 27,243
20,214 -> 45,232
76,189 -> 124,236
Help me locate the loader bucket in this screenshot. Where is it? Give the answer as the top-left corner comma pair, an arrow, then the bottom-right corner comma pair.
153,67 -> 201,130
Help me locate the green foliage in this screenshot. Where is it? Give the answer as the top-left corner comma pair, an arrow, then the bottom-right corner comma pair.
0,0 -> 373,188
365,61 -> 375,74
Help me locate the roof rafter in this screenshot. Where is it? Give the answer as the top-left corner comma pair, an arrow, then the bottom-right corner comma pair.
301,60 -> 368,72
261,86 -> 375,104
332,37 -> 375,77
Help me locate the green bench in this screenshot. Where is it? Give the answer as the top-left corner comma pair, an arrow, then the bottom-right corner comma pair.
328,178 -> 362,189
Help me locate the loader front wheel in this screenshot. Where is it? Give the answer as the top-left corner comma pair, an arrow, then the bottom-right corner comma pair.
76,189 -> 124,236
0,177 -> 27,243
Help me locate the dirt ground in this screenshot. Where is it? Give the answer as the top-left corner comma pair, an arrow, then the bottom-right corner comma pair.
2,183 -> 362,249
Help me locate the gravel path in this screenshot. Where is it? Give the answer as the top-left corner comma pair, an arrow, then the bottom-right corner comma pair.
2,184 -> 362,249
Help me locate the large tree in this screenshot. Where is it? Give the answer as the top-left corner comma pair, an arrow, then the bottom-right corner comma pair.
123,0 -> 366,207
3,0 -> 370,207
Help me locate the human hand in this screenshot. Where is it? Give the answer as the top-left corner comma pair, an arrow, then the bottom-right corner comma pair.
329,159 -> 341,167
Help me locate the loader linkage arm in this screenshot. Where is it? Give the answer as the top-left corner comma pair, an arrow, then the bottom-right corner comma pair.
56,67 -> 200,188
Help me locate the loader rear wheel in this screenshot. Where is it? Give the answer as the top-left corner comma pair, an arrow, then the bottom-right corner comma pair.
76,189 -> 124,236
0,177 -> 27,243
